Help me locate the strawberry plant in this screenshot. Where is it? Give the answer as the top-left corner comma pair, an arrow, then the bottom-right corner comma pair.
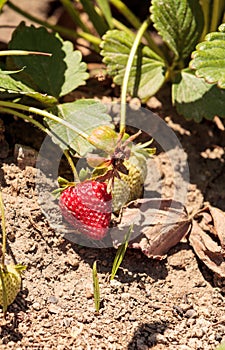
0,21 -> 155,243
1,0 -> 225,122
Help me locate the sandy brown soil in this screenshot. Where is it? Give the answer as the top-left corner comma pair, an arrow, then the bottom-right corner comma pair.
0,84 -> 225,350
0,1 -> 225,349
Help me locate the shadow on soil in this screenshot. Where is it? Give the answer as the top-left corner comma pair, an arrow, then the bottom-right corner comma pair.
0,288 -> 30,345
127,321 -> 168,349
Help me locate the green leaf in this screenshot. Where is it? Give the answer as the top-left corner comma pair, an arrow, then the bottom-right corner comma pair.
172,69 -> 225,122
59,40 -> 89,97
0,70 -> 57,105
45,99 -> 112,156
100,30 -> 166,101
92,261 -> 100,312
150,0 -> 204,60
7,23 -> 88,98
216,343 -> 225,350
190,26 -> 225,89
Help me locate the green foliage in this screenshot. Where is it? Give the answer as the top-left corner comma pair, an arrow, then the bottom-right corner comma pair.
0,1 -> 225,125
150,0 -> 204,61
46,100 -> 112,155
190,24 -> 225,89
172,69 -> 225,122
100,30 -> 166,100
100,0 -> 225,121
7,23 -> 88,98
0,24 -> 112,159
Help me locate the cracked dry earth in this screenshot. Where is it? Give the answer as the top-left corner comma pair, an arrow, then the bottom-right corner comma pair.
0,101 -> 225,350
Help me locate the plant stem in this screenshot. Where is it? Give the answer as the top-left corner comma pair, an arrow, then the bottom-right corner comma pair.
112,18 -> 134,35
92,260 -> 100,312
79,0 -> 108,36
210,0 -> 225,32
109,0 -> 165,58
0,50 -> 52,57
64,150 -> 80,182
0,106 -> 80,182
0,101 -> 89,141
0,188 -> 6,267
7,1 -> 101,47
120,19 -> 150,134
200,0 -> 211,40
60,0 -> 91,33
0,106 -> 52,135
109,0 -> 141,29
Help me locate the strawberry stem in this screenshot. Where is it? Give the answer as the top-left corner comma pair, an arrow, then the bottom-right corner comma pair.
0,187 -> 6,267
64,150 -> 80,182
120,18 -> 150,135
0,101 -> 90,142
0,50 -> 52,57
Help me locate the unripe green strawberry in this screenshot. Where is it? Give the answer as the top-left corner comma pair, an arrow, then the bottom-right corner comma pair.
112,153 -> 147,211
88,125 -> 118,155
0,264 -> 25,312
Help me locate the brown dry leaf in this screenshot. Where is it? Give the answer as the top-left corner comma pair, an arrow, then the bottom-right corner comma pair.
189,205 -> 225,278
111,198 -> 191,259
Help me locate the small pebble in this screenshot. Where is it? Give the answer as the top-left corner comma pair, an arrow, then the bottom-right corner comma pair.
185,309 -> 197,318
110,279 -> 122,288
32,302 -> 41,311
48,295 -> 58,304
48,304 -> 61,314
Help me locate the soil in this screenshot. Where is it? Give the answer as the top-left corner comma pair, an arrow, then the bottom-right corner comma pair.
0,1 -> 225,350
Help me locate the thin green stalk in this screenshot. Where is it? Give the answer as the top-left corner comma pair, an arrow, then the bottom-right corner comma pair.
79,0 -> 108,36
110,224 -> 133,280
0,106 -> 80,182
0,50 -> 51,57
60,0 -> 91,33
0,106 -> 51,134
112,18 -> 134,35
109,0 -> 142,30
120,19 -> 150,134
0,101 -> 89,140
7,1 -> 100,47
200,0 -> 211,40
109,0 -> 164,58
210,0 -> 225,32
95,0 -> 114,29
64,150 -> 80,182
0,188 -> 6,266
92,261 -> 100,312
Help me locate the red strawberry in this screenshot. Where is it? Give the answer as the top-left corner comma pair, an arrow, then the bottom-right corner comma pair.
59,180 -> 112,240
